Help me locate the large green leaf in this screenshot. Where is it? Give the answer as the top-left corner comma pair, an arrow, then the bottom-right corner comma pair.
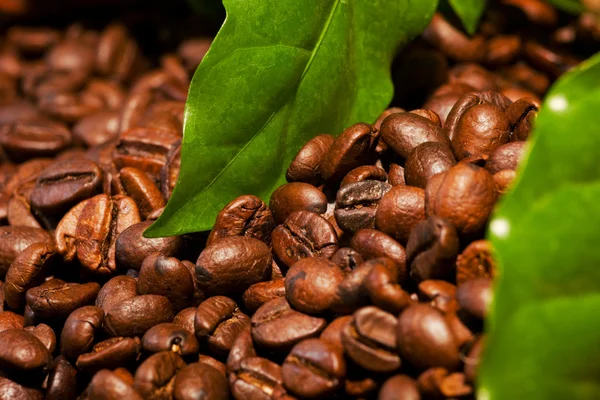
448,0 -> 486,35
479,52 -> 600,399
145,0 -> 438,237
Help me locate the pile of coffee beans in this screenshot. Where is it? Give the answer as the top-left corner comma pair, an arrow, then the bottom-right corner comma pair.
0,1 -> 596,399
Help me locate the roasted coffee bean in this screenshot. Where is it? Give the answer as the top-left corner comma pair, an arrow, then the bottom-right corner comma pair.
229,356 -> 284,400
207,195 -> 275,247
417,367 -> 472,398
0,119 -> 72,162
447,64 -> 498,92
112,167 -> 164,219
0,375 -> 43,399
320,123 -> 378,183
334,180 -> 392,234
493,169 -> 516,194
485,34 -> 522,66
320,316 -> 352,352
423,83 -> 476,127
226,328 -> 256,374
173,362 -> 230,400
0,226 -> 52,278
46,356 -> 78,400
142,323 -> 199,355
456,278 -> 493,321
104,294 -> 173,337
286,134 -> 335,186
0,311 -> 23,332
198,354 -> 226,376
464,335 -> 484,384
379,375 -> 420,400
251,297 -> 327,352
26,279 -> 100,321
7,181 -> 49,229
406,216 -> 460,282
23,323 -> 57,353
158,139 -> 181,200
397,304 -> 461,370
137,253 -> 195,312
173,307 -> 197,335
405,142 -> 456,188
282,339 -> 345,398
380,112 -> 450,159
418,280 -> 459,314
86,369 -> 142,400
115,221 -> 183,271
30,158 -> 103,217
285,257 -> 344,315
331,247 -> 364,273
73,111 -> 120,148
505,97 -> 540,141
341,306 -> 401,373
426,163 -> 496,235
4,242 -> 57,309
365,263 -> 411,314
95,275 -> 138,313
269,182 -> 327,225
410,109 -> 443,126
133,351 -> 186,399
341,165 -> 387,187
456,239 -> 497,284
423,13 -> 487,61
61,305 -> 105,360
350,229 -> 407,280
0,329 -> 51,381
375,185 -> 426,244
485,141 -> 526,174
194,296 -> 250,356
272,211 -> 338,269
196,236 -> 272,295
76,336 -> 141,373
388,163 -> 406,186
242,279 -> 286,313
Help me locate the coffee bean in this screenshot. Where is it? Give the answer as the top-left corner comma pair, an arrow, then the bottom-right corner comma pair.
24,323 -> 57,353
423,13 -> 487,62
73,111 -> 120,148
30,158 -> 104,217
133,351 -> 186,399
340,165 -> 387,187
448,64 -> 498,92
406,216 -> 460,282
86,369 -> 142,400
485,141 -> 525,174
46,356 -> 78,400
285,257 -> 344,315
196,236 -> 272,295
388,163 -> 406,186
494,169 -> 516,194
418,280 -> 459,314
207,195 -> 275,247
405,142 -> 456,188
242,279 -> 286,313
0,375 -> 43,399
104,294 -> 173,337
173,307 -> 196,335
350,229 -> 407,280
286,134 -> 335,186
417,367 -> 472,398
375,185 -> 426,243
341,306 -> 401,373
0,329 -> 51,382
60,305 -> 104,360
0,311 -> 23,332
456,239 -> 497,284
198,354 -> 226,376
464,335 -> 484,384
320,315 -> 352,352
142,323 -> 199,356
95,275 -> 138,314
0,226 -> 52,278
456,278 -> 493,321
4,242 -> 57,309
505,97 -> 540,141
194,296 -> 250,356
330,247 -> 364,273
137,253 -> 195,312
380,112 -> 450,159
345,373 -> 380,399
251,297 -> 326,353
173,362 -> 230,400
226,327 -> 256,375
112,167 -> 164,219
269,182 -> 327,225
76,337 -> 141,374
230,356 -> 285,400
396,304 -> 461,370
26,279 -> 100,321
334,180 -> 392,234
0,119 -> 72,162
115,221 -> 183,271
282,339 -> 346,398
365,262 -> 411,314
320,123 -> 378,183
379,375 -> 420,400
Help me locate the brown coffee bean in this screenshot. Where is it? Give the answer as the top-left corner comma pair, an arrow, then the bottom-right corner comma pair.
320,123 -> 378,183
524,40 -> 580,79
226,328 -> 256,374
26,279 -> 100,321
379,375 -> 420,400
0,329 -> 51,381
330,247 -> 364,273
242,279 -> 286,313
87,369 -> 142,400
112,167 -> 164,219
23,323 -> 56,353
159,139 -> 181,200
272,211 -> 338,269
76,337 -> 141,374
456,278 -> 493,321
173,307 -> 197,335
269,182 -> 327,224
0,375 -> 43,399
0,226 -> 52,278
456,239 -> 497,284
73,111 -> 120,148
388,163 -> 406,186
397,304 -> 461,370
418,280 -> 459,315
405,142 -> 456,188
173,362 -> 230,400
0,119 -> 72,162
61,306 -> 104,360
365,263 -> 411,314
380,112 -> 450,159
320,315 -> 352,352
137,253 -> 195,312
494,169 -> 516,194
463,335 -> 484,384
229,356 -> 284,400
194,296 -> 250,356
350,229 -> 407,280
341,306 -> 401,373
0,311 -> 23,332
448,64 -> 498,92
142,323 -> 199,355
286,134 -> 335,186
426,164 -> 497,235
485,141 -> 526,174
133,351 -> 186,399
334,180 -> 392,234
207,195 -> 275,247
46,356 -> 78,400
406,216 -> 460,282
417,367 -> 472,398
340,165 -> 387,187
423,13 -> 487,62
196,236 -> 272,295
505,97 -> 540,141
95,275 -> 138,314
485,34 -> 522,66
282,339 -> 346,398
375,185 -> 426,243
285,257 -> 344,315
251,297 -> 326,352
104,294 -> 173,337
198,354 -> 226,376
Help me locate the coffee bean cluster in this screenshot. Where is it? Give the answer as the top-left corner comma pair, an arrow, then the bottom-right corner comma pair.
0,2 -> 595,399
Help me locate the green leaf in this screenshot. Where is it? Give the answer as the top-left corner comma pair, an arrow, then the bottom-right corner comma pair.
145,0 -> 438,238
546,0 -> 585,15
448,0 -> 486,35
479,52 -> 600,400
